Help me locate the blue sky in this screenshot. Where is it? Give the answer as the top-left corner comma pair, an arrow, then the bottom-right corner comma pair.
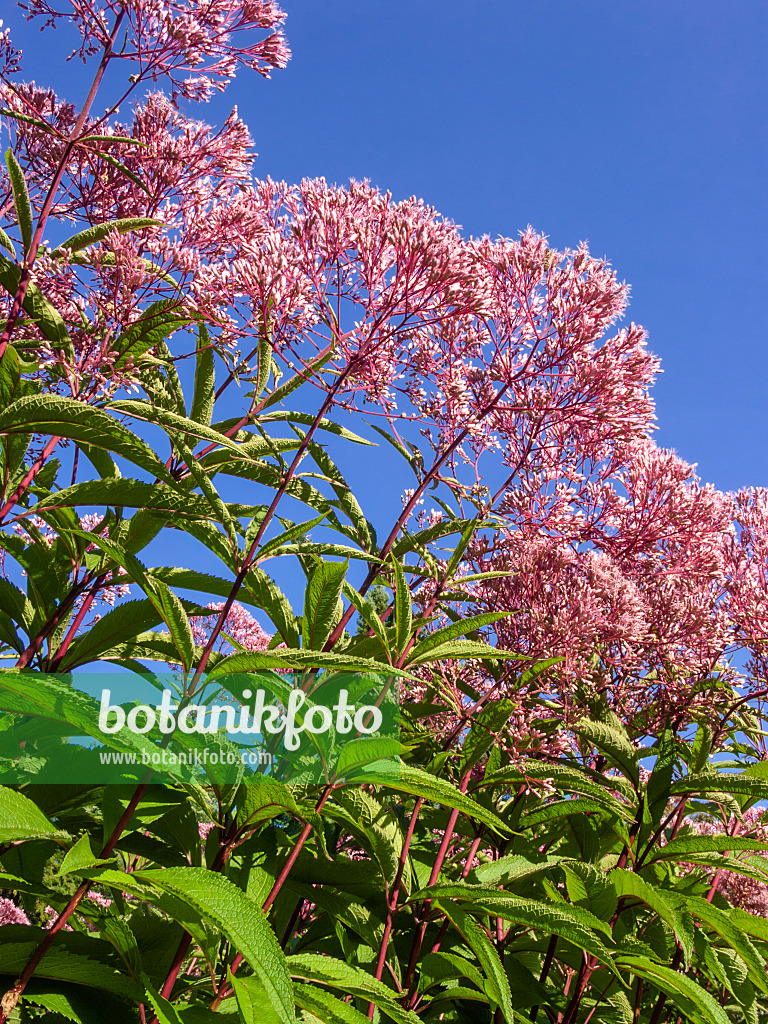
6,1 -> 768,503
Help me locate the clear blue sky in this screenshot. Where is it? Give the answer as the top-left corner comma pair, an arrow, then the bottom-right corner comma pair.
7,0 -> 768,500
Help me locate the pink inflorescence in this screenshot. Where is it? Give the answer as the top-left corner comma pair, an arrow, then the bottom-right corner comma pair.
19,1 -> 289,101
0,897 -> 29,926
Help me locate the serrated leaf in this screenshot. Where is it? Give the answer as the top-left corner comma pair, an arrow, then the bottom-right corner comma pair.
433,903 -> 514,1023
617,954 -> 729,1024
32,478 -> 214,519
574,717 -> 640,787
0,395 -> 172,481
190,324 -> 215,426
58,832 -> 109,876
353,761 -> 510,835
136,867 -> 294,1024
302,559 -> 348,650
0,786 -> 67,842
288,954 -> 420,1024
51,217 -> 161,258
6,149 -> 32,253
0,255 -> 72,357
611,869 -> 693,965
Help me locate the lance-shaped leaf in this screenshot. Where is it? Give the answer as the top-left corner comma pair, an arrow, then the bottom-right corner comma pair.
0,786 -> 68,842
0,395 -> 172,481
616,954 -> 730,1024
0,930 -> 145,1001
287,954 -> 420,1024
432,903 -> 514,1023
206,648 -> 418,681
684,894 -> 767,992
669,771 -> 768,800
353,762 -> 511,835
50,217 -> 161,258
190,324 -> 215,426
259,343 -> 334,409
342,581 -> 390,655
259,409 -> 374,446
574,716 -> 640,787
302,559 -> 348,650
63,531 -> 195,671
647,834 -> 768,863
408,611 -> 513,663
229,972 -> 283,1024
32,479 -> 214,519
422,885 -> 618,975
390,557 -> 412,659
611,869 -> 694,966
141,973 -> 184,1024
5,149 -> 32,253
257,513 -> 327,561
135,867 -> 294,1024
407,638 -> 522,666
292,982 -> 373,1024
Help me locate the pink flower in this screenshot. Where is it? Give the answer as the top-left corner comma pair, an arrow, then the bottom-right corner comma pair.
0,897 -> 29,926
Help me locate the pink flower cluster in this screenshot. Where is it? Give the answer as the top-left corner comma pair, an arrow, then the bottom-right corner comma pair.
684,810 -> 768,916
18,0 -> 288,101
0,897 -> 29,926
191,601 -> 271,654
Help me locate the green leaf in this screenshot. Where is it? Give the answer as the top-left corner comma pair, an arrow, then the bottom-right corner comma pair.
292,982 -> 372,1024
140,973 -> 185,1024
0,786 -> 67,842
32,478 -> 214,519
108,399 -> 246,454
611,869 -> 694,965
257,513 -> 327,561
253,328 -> 272,399
259,344 -> 335,410
391,557 -> 412,659
5,149 -> 32,253
136,867 -> 294,1024
190,324 -> 215,426
407,639 -> 522,665
0,929 -> 144,1000
685,894 -> 767,992
409,612 -> 512,662
574,716 -> 640,787
113,302 -> 189,369
302,560 -> 348,650
425,886 -> 618,974
669,771 -> 768,800
353,762 -> 511,835
259,410 -> 374,447
459,699 -> 516,774
58,832 -> 109,876
617,954 -> 730,1024
207,648 -> 417,681
288,954 -> 420,1024
434,903 -> 514,1023
63,531 -> 196,671
343,581 -> 390,654
648,834 -> 768,862
57,600 -> 163,670
50,217 -> 161,258
229,972 -> 283,1024
0,395 -> 172,482
0,225 -> 17,259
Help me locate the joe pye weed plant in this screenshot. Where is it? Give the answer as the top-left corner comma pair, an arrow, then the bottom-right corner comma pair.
0,3 -> 766,1023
